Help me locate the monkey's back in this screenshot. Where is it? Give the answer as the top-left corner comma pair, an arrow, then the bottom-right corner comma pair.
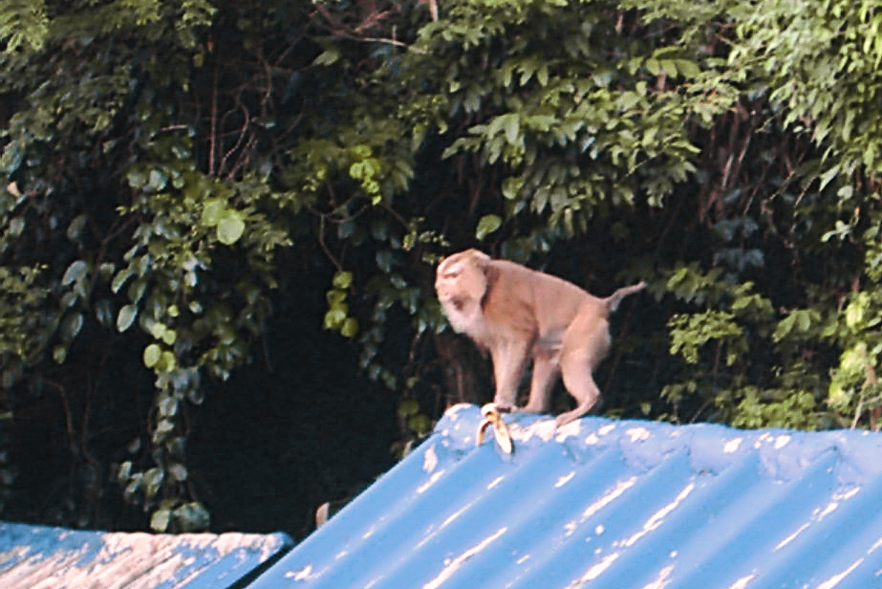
487,259 -> 596,337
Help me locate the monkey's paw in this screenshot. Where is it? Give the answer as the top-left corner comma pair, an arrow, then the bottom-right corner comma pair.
488,401 -> 515,413
476,403 -> 513,454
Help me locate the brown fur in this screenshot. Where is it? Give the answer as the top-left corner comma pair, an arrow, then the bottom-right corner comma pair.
435,249 -> 645,426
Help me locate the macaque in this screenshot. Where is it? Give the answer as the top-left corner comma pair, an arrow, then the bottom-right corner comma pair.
435,249 -> 645,427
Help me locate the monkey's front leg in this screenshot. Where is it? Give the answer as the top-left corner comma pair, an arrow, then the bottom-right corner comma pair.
489,339 -> 531,412
521,353 -> 559,413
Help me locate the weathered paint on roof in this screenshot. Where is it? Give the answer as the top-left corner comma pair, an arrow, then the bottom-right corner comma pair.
249,403 -> 882,589
0,522 -> 292,589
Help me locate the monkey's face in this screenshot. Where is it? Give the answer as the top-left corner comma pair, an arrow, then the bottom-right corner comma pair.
435,250 -> 491,334
435,251 -> 488,307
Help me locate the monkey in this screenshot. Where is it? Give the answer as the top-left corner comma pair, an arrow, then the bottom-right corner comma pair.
435,249 -> 645,427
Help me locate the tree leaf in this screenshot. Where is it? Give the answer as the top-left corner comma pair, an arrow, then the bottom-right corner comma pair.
159,351 -> 177,372
675,59 -> 701,78
818,165 -> 840,192
127,168 -> 147,189
476,214 -> 502,240
172,502 -> 210,531
53,344 -> 68,364
161,328 -> 176,345
117,304 -> 138,332
502,176 -> 522,200
341,317 -> 359,338
201,199 -> 226,226
66,214 -> 88,241
313,47 -> 340,66
324,308 -> 346,329
94,299 -> 114,327
536,63 -> 549,86
398,399 -> 419,417
117,461 -> 133,483
143,343 -> 162,368
503,114 -> 520,145
168,463 -> 188,482
326,289 -> 346,306
216,212 -> 245,245
148,169 -> 167,192
376,249 -> 394,273
143,467 -> 165,502
158,395 -> 179,417
62,260 -> 88,286
62,313 -> 83,342
333,271 -> 353,289
150,508 -> 171,532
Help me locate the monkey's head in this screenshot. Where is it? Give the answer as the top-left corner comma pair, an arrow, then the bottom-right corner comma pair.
435,249 -> 491,333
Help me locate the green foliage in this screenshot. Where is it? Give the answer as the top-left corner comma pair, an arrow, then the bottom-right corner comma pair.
7,0 -> 882,533
824,289 -> 882,428
324,270 -> 358,338
399,0 -> 721,235
391,397 -> 432,458
663,265 -> 785,424
669,311 -> 746,367
475,214 -> 502,240
0,263 -> 48,385
0,1 -> 48,54
625,0 -> 882,431
727,0 -> 882,180
0,0 -> 298,530
731,387 -> 819,431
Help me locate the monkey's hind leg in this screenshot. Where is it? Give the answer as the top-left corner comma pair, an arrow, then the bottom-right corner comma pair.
556,348 -> 603,427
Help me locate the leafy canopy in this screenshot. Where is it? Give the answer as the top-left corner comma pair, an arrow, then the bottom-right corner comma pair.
3,0 -> 882,531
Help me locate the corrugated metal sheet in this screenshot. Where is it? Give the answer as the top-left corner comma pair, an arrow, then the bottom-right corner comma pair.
0,522 -> 292,589
249,403 -> 882,589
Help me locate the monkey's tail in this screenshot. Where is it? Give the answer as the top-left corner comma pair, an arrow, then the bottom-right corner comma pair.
605,281 -> 646,312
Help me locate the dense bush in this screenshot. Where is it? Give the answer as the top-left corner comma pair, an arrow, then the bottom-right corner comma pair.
2,0 -> 881,534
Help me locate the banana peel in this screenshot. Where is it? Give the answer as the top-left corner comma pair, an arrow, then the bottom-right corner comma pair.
476,403 -> 513,454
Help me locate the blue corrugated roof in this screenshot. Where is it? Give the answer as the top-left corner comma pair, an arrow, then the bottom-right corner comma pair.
0,522 -> 292,589
250,404 -> 882,589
